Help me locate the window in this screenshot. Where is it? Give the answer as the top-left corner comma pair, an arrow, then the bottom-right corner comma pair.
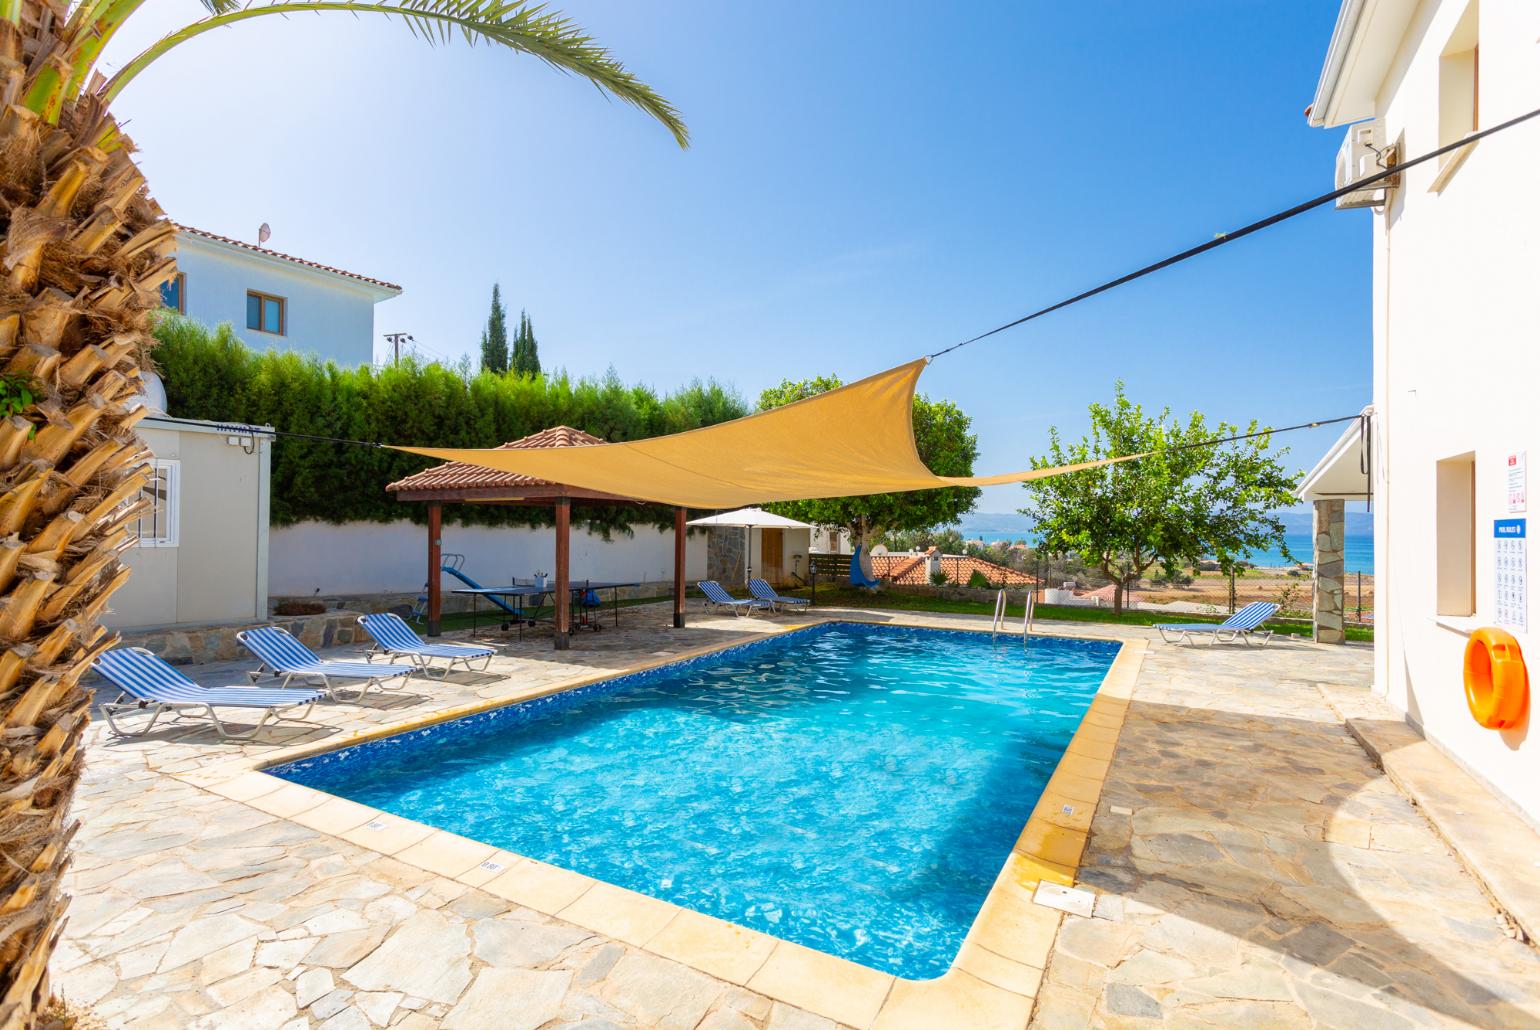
246,291 -> 286,335
135,459 -> 180,548
1433,0 -> 1479,189
160,273 -> 185,313
1435,454 -> 1475,616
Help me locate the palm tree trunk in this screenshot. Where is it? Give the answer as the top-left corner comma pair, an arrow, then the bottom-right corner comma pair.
0,7 -> 172,1024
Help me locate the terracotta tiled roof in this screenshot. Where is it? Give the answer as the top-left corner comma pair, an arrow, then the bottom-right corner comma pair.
387,426 -> 605,493
871,548 -> 1037,587
174,224 -> 403,293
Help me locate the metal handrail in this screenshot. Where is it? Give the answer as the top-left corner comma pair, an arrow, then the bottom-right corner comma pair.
990,589 -> 1007,640
1022,589 -> 1035,642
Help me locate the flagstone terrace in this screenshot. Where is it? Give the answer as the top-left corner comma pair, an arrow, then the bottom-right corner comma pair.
51,606 -> 1540,1028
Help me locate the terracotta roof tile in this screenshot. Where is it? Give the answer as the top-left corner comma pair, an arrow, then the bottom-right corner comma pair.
388,426 -> 605,493
870,552 -> 1037,587
174,224 -> 403,292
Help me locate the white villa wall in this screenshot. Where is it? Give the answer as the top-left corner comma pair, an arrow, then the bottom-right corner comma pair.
1350,1 -> 1540,823
269,521 -> 710,599
110,420 -> 271,630
173,232 -> 394,369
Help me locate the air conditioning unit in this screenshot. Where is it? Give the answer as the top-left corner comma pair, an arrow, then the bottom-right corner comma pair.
1335,120 -> 1399,209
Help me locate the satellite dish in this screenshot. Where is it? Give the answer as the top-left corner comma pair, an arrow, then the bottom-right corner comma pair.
257,222 -> 271,246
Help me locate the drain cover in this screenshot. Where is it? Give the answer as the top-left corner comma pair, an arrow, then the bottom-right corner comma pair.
1034,882 -> 1096,918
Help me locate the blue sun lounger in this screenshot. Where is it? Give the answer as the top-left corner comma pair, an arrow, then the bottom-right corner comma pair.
698,580 -> 772,616
237,625 -> 414,700
358,612 -> 495,678
749,578 -> 811,614
1156,601 -> 1280,646
93,647 -> 322,740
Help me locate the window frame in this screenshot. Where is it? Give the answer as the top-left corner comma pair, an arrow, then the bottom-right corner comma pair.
161,272 -> 186,314
135,458 -> 180,549
1435,453 -> 1476,617
245,290 -> 287,336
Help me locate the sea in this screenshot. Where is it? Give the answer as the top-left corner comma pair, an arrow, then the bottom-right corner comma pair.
958,511 -> 1375,575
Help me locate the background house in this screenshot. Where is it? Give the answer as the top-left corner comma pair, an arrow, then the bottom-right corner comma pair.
110,228 -> 402,630
161,225 -> 402,367
1306,0 -> 1538,824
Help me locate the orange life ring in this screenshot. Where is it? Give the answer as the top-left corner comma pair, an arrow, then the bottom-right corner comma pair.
1464,628 -> 1529,729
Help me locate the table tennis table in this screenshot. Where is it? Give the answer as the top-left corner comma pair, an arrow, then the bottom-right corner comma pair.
451,581 -> 640,638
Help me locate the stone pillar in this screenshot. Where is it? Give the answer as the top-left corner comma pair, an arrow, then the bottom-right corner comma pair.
1313,498 -> 1346,644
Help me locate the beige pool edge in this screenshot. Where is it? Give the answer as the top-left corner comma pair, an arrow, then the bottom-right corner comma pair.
168,615 -> 1147,1030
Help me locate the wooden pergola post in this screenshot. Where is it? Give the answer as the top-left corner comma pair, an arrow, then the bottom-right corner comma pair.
673,507 -> 687,629
387,426 -> 662,652
554,498 -> 572,650
427,501 -> 442,637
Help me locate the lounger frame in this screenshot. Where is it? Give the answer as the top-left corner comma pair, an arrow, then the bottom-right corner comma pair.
237,627 -> 414,700
95,647 -> 320,740
357,613 -> 495,678
748,578 -> 812,614
697,580 -> 773,617
1156,602 -> 1280,646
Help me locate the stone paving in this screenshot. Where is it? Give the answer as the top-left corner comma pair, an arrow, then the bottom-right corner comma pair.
1032,635 -> 1540,1028
46,605 -> 1540,1028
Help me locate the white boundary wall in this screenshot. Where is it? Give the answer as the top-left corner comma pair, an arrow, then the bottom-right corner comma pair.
270,520 -> 708,598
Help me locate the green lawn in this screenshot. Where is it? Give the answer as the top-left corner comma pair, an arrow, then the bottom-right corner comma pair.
777,585 -> 1373,642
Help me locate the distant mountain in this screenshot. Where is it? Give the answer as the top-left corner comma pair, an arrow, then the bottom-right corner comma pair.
955,512 -> 1037,538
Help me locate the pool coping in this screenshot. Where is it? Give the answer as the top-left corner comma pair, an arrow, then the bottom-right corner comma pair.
172,614 -> 1148,1029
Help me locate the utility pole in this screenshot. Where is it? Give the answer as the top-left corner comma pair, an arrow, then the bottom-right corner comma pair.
382,332 -> 414,365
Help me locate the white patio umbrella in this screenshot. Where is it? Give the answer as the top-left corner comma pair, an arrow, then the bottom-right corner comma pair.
687,507 -> 813,583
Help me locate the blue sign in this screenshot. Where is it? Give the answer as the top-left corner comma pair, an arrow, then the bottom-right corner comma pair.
1494,518 -> 1527,538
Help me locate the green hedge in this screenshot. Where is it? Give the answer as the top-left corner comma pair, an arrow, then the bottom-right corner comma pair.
151,317 -> 749,532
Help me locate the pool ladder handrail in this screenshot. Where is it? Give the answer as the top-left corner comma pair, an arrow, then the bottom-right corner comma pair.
992,589 -> 1036,644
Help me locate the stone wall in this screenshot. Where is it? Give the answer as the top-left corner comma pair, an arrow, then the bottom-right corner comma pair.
1312,498 -> 1346,644
117,610 -> 367,665
706,528 -> 746,587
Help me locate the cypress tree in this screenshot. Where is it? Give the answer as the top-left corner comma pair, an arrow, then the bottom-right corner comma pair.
512,309 -> 542,377
480,284 -> 509,374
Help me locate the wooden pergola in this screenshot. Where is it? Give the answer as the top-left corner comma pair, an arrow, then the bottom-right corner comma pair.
387,426 -> 689,650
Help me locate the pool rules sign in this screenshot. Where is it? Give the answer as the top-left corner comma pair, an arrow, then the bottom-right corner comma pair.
1494,519 -> 1527,632
1497,452 -> 1528,631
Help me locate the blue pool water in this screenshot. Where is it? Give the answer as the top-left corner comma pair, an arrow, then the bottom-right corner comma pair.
273,623 -> 1119,978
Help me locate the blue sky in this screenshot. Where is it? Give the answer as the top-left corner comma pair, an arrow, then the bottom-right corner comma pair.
105,0 -> 1369,511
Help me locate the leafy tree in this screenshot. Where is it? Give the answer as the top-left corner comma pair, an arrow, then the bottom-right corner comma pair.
155,317 -> 748,536
881,526 -> 967,554
480,285 -> 510,374
1020,382 -> 1298,613
757,376 -> 980,548
512,309 -> 542,377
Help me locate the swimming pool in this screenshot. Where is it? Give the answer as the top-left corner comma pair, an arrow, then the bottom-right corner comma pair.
272,622 -> 1119,978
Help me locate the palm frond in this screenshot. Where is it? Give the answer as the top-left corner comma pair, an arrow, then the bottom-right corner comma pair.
102,0 -> 688,147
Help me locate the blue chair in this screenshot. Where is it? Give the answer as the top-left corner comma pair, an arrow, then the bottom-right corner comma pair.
93,648 -> 322,740
849,545 -> 881,590
697,581 -> 772,616
1156,602 -> 1281,646
237,626 -> 414,700
358,612 -> 495,678
749,578 -> 811,614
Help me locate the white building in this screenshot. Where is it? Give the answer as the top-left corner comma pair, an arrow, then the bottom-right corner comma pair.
162,225 -> 401,368
1302,0 -> 1539,823
112,418 -> 271,629
112,228 -> 399,631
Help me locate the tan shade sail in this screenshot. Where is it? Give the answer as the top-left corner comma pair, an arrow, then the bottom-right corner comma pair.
391,358 -> 1137,509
